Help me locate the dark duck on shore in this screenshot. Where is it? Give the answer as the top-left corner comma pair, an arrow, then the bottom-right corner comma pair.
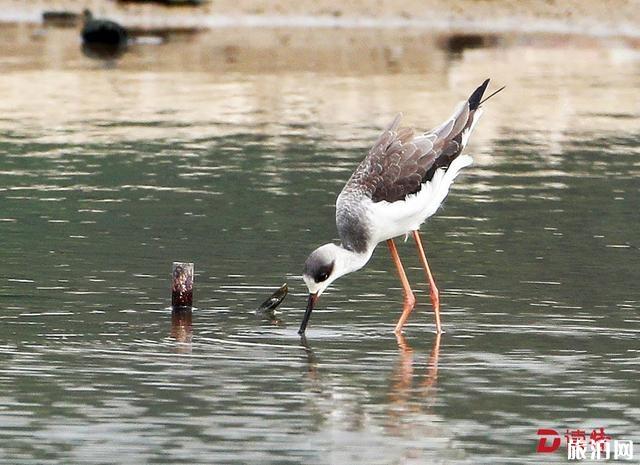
81,9 -> 129,60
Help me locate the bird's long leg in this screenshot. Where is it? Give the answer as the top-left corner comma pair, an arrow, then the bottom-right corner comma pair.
412,230 -> 442,334
386,239 -> 416,335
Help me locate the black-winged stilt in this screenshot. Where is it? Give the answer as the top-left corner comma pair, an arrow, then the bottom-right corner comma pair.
300,79 -> 502,335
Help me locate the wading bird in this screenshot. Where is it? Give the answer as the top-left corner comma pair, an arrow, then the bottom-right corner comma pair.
300,79 -> 503,335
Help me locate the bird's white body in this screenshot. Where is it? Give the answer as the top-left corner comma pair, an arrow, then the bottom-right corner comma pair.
307,152 -> 473,297
363,154 -> 473,244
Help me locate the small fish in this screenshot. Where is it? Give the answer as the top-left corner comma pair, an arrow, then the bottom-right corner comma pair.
258,283 -> 288,314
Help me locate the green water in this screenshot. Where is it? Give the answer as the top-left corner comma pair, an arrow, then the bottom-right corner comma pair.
0,31 -> 639,465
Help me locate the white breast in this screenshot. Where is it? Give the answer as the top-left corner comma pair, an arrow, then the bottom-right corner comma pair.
366,154 -> 473,244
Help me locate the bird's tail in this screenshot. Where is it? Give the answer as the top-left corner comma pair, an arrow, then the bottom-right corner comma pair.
469,79 -> 506,110
468,79 -> 490,111
459,78 -> 504,146
423,79 -> 502,179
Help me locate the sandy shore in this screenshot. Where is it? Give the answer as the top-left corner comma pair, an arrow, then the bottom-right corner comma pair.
0,0 -> 639,38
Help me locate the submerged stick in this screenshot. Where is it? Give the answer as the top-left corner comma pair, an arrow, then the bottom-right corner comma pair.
171,262 -> 194,308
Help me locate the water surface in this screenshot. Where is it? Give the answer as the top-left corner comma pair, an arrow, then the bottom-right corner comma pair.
0,28 -> 639,464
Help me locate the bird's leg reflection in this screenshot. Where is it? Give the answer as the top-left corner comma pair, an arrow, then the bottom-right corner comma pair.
390,333 -> 415,405
388,332 -> 442,433
394,332 -> 441,393
171,308 -> 193,350
422,331 -> 441,394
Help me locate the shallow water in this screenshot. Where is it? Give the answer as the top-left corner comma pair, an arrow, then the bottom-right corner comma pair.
1,27 -> 639,464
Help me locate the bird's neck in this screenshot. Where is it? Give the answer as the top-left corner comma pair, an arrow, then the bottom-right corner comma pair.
335,244 -> 374,276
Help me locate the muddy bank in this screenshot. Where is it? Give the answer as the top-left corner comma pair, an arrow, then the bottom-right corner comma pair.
1,0 -> 639,38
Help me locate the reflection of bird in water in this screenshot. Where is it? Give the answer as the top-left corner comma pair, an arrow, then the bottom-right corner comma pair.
391,334 -> 441,403
81,9 -> 129,61
300,79 -> 504,335
298,333 -> 443,446
386,334 -> 442,441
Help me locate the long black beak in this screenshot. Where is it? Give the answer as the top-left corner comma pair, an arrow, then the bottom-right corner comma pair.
298,293 -> 318,335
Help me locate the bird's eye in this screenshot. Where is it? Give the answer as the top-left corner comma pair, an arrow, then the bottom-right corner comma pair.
313,262 -> 334,283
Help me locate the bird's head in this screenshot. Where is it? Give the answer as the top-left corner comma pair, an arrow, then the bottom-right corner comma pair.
82,9 -> 93,21
299,243 -> 355,334
303,243 -> 344,295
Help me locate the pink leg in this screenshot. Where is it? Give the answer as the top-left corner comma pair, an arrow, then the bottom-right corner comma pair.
412,231 -> 443,334
386,239 -> 416,334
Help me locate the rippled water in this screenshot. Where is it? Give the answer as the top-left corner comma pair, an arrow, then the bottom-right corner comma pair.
1,27 -> 639,464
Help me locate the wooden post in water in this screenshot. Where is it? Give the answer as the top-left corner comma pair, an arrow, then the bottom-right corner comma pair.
171,262 -> 194,309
